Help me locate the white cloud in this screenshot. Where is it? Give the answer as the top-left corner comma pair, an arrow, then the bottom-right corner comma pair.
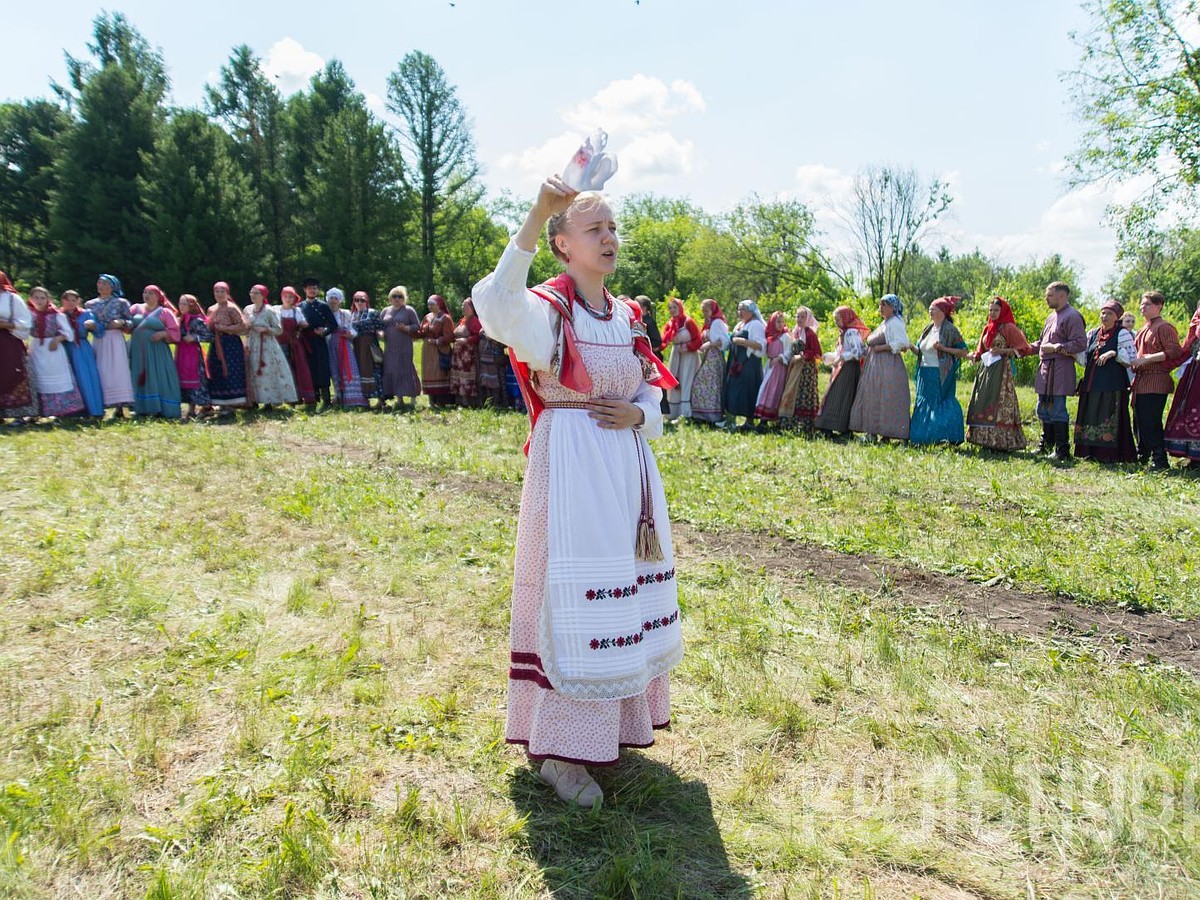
944,176 -> 1153,294
263,38 -> 324,95
496,132 -> 583,185
494,75 -> 706,193
793,163 -> 855,207
562,75 -> 705,133
1034,138 -> 1052,153
621,131 -> 698,179
365,91 -> 388,120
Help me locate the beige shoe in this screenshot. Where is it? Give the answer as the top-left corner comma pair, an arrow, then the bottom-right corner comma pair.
539,759 -> 603,808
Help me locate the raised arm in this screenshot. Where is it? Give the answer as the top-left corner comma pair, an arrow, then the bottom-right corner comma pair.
474,176 -> 579,370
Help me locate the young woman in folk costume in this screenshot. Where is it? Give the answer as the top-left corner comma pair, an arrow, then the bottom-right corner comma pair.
753,311 -> 793,426
472,177 -> 683,808
350,291 -> 385,406
778,306 -> 823,431
175,294 -> 214,420
660,298 -> 701,422
450,298 -> 484,408
25,287 -> 84,419
58,291 -> 104,417
85,274 -> 135,416
814,306 -> 869,436
206,282 -> 249,410
690,299 -> 729,425
420,294 -> 456,407
277,287 -> 316,405
243,285 -> 298,408
965,297 -> 1034,451
908,295 -> 968,445
325,289 -> 368,409
127,285 -> 182,419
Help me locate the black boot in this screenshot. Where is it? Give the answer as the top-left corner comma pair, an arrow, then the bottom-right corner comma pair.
1038,422 -> 1053,455
1050,422 -> 1072,461
1151,448 -> 1169,471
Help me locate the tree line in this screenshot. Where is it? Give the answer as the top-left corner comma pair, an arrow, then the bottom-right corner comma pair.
7,7 -> 1187,341
0,13 -> 493,305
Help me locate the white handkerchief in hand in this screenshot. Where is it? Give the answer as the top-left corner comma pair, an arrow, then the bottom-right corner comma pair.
981,350 -> 1001,367
561,129 -> 619,192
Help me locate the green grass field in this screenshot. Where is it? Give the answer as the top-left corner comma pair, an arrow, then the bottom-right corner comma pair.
1,398 -> 1198,898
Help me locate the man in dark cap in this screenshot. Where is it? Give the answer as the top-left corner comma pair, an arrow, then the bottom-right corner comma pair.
300,277 -> 337,406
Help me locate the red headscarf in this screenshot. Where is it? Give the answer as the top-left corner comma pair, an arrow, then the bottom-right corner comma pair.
428,294 -> 450,316
764,310 -> 786,342
251,284 -> 270,303
143,285 -> 180,316
458,297 -> 477,322
213,281 -> 233,304
352,291 -> 370,306
0,271 -> 15,295
703,298 -> 725,322
1095,299 -> 1125,347
661,299 -> 702,351
931,295 -> 961,320
979,296 -> 1016,350
834,305 -> 870,338
281,286 -> 300,306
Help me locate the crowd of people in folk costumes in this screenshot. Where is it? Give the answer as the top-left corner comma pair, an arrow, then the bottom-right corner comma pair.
633,283 -> 1200,470
0,272 -> 529,423
1,268 -> 1198,470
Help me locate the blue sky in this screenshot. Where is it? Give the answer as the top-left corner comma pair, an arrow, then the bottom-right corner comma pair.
6,1 -> 1128,293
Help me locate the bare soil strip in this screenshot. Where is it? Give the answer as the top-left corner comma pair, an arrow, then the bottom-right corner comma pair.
271,429 -> 1200,675
673,526 -> 1200,676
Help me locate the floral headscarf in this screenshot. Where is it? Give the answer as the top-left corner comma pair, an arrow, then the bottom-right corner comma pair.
99,274 -> 124,297
880,293 -> 904,320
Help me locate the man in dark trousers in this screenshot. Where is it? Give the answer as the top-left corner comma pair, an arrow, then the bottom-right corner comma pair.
300,277 -> 337,406
1131,290 -> 1183,469
1031,280 -> 1087,460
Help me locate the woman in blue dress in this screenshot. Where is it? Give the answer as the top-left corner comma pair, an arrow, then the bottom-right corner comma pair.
58,290 -> 104,418
909,295 -> 968,444
128,285 -> 182,419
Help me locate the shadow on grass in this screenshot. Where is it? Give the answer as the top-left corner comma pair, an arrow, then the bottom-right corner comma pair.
510,753 -> 751,899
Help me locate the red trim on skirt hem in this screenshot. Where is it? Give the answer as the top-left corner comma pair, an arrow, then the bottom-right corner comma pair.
506,725 -> 671,768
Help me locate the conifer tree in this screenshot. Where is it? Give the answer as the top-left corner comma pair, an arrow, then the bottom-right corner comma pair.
49,12 -> 167,292
0,100 -> 72,284
139,111 -> 267,296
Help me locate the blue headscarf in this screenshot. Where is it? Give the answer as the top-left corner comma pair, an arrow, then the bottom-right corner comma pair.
880,293 -> 904,320
737,299 -> 765,323
99,274 -> 124,298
